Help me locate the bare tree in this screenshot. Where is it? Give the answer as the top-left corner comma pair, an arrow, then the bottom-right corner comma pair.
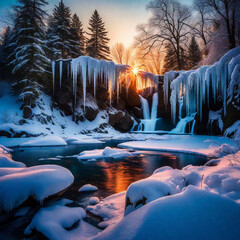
202,0 -> 240,49
135,0 -> 191,71
191,0 -> 212,46
111,42 -> 125,65
135,45 -> 164,74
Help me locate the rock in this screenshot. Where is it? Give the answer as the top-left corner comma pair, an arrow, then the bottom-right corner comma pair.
109,110 -> 134,132
19,119 -> 28,125
126,87 -> 141,107
23,106 -> 32,119
132,107 -> 143,119
0,130 -> 12,138
84,106 -> 99,122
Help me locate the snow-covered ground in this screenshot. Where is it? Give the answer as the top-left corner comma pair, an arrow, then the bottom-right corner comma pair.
118,135 -> 239,157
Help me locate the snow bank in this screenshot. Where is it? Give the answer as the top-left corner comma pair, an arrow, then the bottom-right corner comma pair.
94,187 -> 240,240
25,205 -> 99,240
224,120 -> 240,140
0,145 -> 25,168
87,192 -> 126,228
65,136 -> 104,145
125,167 -> 185,215
20,136 -> 67,147
125,150 -> 240,215
0,165 -> 74,211
118,135 -> 239,157
78,147 -> 140,161
79,184 -> 98,192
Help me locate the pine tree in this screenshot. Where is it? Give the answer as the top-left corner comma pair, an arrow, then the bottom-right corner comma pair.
86,10 -> 110,60
70,13 -> 85,57
163,43 -> 187,73
0,26 -> 13,75
187,36 -> 202,69
10,0 -> 50,118
47,0 -> 81,60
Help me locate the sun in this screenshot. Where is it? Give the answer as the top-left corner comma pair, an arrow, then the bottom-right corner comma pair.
132,67 -> 139,75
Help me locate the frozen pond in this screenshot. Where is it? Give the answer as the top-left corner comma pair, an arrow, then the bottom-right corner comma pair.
11,141 -> 208,201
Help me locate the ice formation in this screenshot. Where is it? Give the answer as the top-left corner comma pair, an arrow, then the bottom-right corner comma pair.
53,56 -> 159,110
137,92 -> 159,132
164,47 -> 240,127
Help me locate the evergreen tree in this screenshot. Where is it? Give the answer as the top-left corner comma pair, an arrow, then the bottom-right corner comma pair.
86,10 -> 110,60
0,26 -> 13,75
10,0 -> 50,118
187,36 -> 202,69
163,43 -> 187,73
47,0 -> 81,60
70,13 -> 85,57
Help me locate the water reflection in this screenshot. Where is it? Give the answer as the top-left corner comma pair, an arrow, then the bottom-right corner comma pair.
12,143 -> 208,197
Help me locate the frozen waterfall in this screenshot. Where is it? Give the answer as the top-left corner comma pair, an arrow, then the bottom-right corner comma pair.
52,56 -> 159,111
137,92 -> 159,132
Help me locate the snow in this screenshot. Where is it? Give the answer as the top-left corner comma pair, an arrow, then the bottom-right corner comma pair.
89,197 -> 100,205
25,205 -> 99,240
0,154 -> 26,168
20,136 -> 67,147
224,120 -> 240,140
65,136 -> 104,145
93,187 -> 240,240
77,147 -> 140,160
209,109 -> 223,132
125,166 -> 185,215
79,184 -> 98,192
0,145 -> 25,168
0,165 -> 74,211
87,192 -> 126,228
118,135 -> 239,157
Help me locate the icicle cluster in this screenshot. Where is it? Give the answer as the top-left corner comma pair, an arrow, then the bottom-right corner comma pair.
164,47 -> 240,125
52,56 -> 159,110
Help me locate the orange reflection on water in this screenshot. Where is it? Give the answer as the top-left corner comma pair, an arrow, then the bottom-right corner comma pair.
96,158 -> 148,193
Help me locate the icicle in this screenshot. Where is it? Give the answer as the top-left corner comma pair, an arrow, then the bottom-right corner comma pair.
81,57 -> 88,111
52,61 -> 55,94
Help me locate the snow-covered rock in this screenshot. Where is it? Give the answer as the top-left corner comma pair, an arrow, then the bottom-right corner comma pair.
20,136 -> 67,147
79,184 -> 98,192
89,197 -> 100,205
125,166 -> 185,215
25,205 -> 99,240
87,192 -> 125,228
77,147 -> 140,161
224,120 -> 240,140
93,187 -> 240,240
0,165 -> 74,211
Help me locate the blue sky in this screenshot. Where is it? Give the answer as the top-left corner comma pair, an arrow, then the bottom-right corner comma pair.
0,0 -> 193,46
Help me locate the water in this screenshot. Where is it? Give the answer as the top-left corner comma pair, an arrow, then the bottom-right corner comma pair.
137,93 -> 160,132
0,141 -> 208,240
12,141 -> 208,199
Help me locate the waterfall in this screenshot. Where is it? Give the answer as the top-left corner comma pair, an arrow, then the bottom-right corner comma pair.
170,113 -> 196,134
136,92 -> 159,132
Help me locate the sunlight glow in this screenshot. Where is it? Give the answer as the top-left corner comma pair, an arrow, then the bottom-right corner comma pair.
132,67 -> 139,75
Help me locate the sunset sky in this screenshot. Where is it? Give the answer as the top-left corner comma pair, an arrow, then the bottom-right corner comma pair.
0,0 -> 193,47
